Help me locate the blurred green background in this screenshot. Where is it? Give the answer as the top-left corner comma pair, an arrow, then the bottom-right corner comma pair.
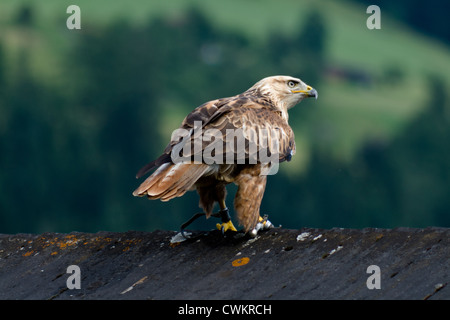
1,0 -> 449,234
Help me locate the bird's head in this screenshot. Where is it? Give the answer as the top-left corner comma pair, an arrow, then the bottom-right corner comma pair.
249,75 -> 318,111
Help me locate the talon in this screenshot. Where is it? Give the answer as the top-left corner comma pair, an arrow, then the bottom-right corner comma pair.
216,220 -> 237,233
215,207 -> 237,234
259,215 -> 273,230
249,216 -> 273,237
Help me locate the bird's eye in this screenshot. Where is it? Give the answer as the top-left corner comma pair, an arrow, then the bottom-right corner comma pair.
288,81 -> 297,88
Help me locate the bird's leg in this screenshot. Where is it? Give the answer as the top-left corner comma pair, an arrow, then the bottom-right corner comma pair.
249,215 -> 273,237
215,199 -> 237,233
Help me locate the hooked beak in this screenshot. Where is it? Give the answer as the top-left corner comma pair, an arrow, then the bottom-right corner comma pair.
292,85 -> 318,100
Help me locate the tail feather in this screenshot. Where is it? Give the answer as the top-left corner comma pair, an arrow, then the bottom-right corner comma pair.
132,163 -> 171,196
158,165 -> 210,201
133,163 -> 210,201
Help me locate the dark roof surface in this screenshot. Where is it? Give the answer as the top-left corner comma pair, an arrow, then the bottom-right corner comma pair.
0,227 -> 448,299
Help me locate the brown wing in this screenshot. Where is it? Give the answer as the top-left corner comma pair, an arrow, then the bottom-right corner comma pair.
211,106 -> 296,165
167,98 -> 296,167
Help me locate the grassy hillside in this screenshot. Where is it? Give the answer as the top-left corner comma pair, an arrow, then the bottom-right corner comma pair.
1,0 -> 449,167
3,0 -> 449,72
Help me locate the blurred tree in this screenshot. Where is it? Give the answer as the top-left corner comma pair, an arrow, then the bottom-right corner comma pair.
266,9 -> 327,86
0,51 -> 54,231
267,74 -> 450,229
15,4 -> 34,27
0,43 -> 4,92
0,42 -> 7,229
69,20 -> 166,230
386,75 -> 450,226
296,9 -> 327,84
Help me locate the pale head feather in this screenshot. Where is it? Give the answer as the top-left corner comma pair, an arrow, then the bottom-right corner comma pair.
247,75 -> 316,120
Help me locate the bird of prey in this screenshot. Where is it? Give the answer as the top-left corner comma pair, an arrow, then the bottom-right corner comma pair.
133,75 -> 317,236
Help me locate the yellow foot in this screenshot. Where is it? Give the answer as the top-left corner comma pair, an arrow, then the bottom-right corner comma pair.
249,215 -> 273,237
216,220 -> 237,233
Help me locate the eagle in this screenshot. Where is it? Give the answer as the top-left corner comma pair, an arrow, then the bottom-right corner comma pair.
133,75 -> 317,236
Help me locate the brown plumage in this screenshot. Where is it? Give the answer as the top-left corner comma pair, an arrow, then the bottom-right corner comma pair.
133,75 -> 317,234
